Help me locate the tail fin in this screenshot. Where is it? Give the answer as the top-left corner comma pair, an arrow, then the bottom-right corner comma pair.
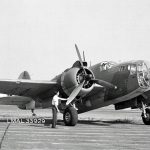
18,71 -> 31,79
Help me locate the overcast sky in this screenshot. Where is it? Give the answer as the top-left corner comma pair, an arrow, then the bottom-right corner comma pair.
0,0 -> 150,80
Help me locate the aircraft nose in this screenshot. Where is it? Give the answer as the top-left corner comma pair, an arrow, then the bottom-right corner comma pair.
146,63 -> 150,82
144,72 -> 150,83
137,61 -> 150,88
144,62 -> 150,86
145,61 -> 150,77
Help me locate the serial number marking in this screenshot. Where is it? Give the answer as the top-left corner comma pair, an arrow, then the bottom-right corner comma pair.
7,118 -> 46,124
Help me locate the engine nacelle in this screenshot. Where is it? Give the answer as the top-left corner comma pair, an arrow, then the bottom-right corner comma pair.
60,67 -> 94,97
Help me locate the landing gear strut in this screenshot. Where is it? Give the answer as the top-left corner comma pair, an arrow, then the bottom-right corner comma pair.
63,106 -> 78,126
141,102 -> 150,125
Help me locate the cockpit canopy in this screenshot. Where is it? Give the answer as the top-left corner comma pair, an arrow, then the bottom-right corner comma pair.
99,61 -> 117,71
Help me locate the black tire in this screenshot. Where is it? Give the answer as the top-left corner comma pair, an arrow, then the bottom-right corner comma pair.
52,107 -> 57,128
142,108 -> 150,125
63,107 -> 78,126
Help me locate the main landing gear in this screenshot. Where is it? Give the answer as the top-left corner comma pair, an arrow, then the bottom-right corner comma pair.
63,106 -> 78,126
141,101 -> 150,125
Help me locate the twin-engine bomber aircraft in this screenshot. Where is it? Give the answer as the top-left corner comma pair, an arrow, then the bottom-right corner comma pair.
0,45 -> 150,126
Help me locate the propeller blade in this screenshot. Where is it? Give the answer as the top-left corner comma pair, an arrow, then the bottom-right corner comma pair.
90,61 -> 91,67
92,79 -> 117,89
75,44 -> 84,66
66,81 -> 85,105
83,51 -> 85,62
75,44 -> 87,74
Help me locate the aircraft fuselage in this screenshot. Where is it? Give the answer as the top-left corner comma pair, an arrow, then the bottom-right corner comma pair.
76,60 -> 150,113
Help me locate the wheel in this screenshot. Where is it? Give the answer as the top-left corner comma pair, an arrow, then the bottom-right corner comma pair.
63,107 -> 78,126
142,108 -> 150,125
52,107 -> 57,128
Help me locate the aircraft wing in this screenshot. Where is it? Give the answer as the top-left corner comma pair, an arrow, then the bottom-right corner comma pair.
0,79 -> 58,98
0,96 -> 32,105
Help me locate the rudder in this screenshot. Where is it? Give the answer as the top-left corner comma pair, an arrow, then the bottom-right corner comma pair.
18,71 -> 31,79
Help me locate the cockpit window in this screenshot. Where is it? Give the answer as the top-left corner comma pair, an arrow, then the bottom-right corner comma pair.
130,64 -> 137,75
128,65 -> 131,71
120,65 -> 128,71
99,61 -> 116,71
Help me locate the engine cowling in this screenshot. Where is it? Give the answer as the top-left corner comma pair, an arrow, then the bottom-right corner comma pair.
60,67 -> 94,97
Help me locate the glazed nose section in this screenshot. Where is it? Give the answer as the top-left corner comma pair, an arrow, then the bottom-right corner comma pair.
137,62 -> 150,88
144,71 -> 150,85
145,63 -> 150,83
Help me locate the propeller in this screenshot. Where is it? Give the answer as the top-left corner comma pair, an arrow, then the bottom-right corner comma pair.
75,44 -> 87,75
66,44 -> 117,106
83,51 -> 85,62
92,79 -> 117,89
90,61 -> 92,67
66,81 -> 85,105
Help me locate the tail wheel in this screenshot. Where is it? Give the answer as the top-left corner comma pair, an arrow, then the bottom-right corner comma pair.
142,108 -> 150,125
63,107 -> 78,126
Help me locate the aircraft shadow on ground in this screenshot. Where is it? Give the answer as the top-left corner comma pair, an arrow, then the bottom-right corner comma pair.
0,117 -> 143,127
28,119 -> 143,128
77,119 -> 142,126
27,119 -> 110,128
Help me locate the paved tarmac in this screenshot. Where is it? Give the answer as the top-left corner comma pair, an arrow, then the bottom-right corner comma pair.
0,106 -> 150,150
